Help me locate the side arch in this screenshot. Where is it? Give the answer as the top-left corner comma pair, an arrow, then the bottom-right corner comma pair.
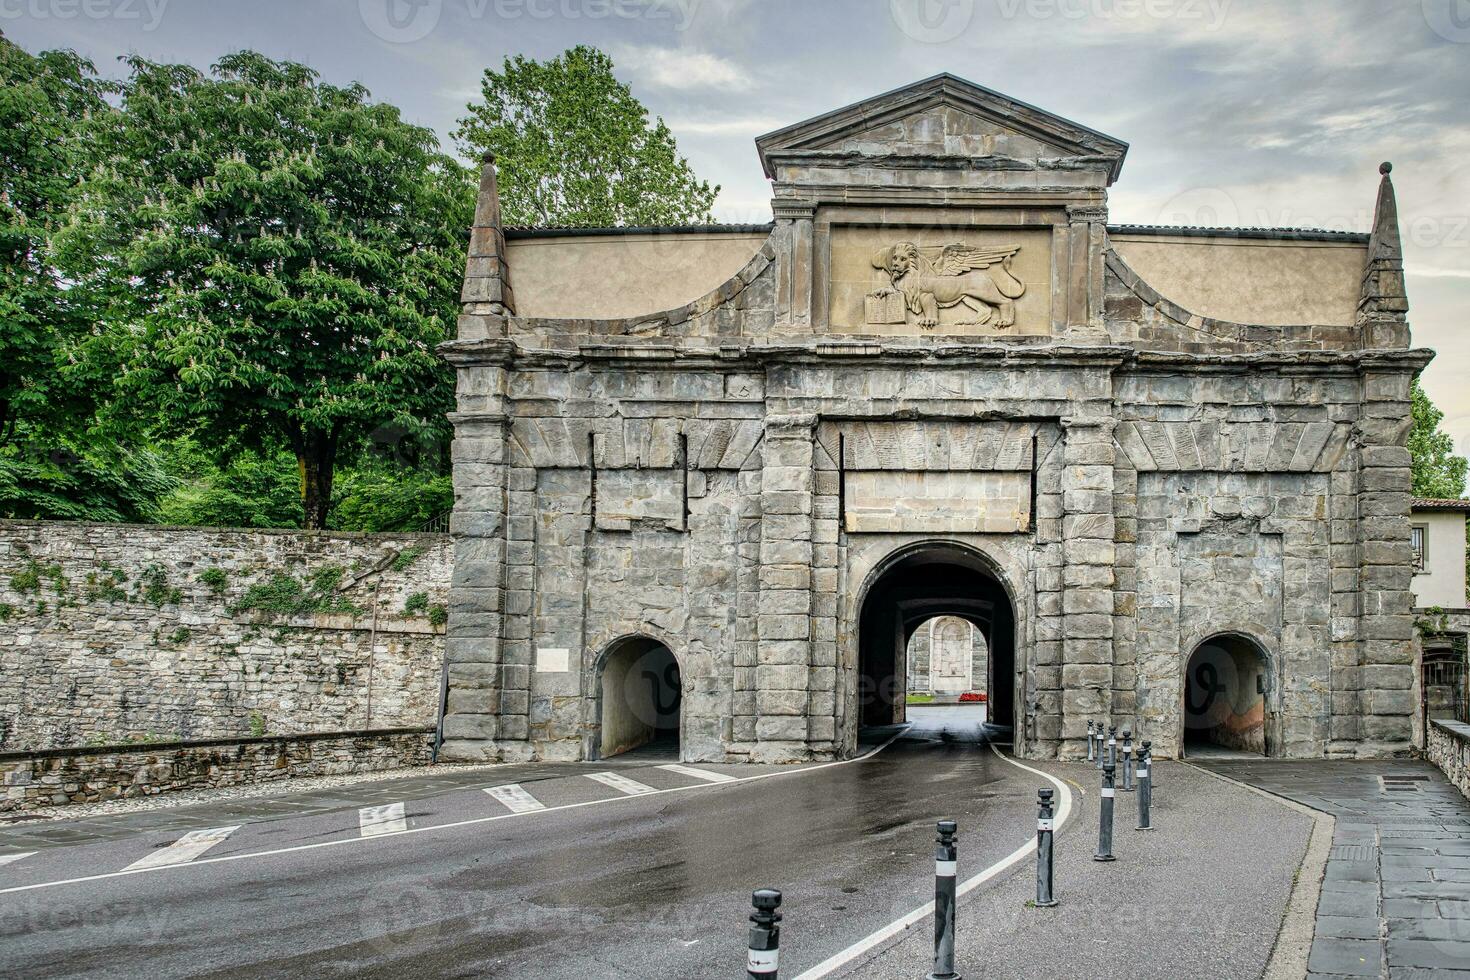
1181,631 -> 1277,757
588,633 -> 684,762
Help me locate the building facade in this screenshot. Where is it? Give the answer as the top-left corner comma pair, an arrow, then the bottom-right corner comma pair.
439,75 -> 1429,764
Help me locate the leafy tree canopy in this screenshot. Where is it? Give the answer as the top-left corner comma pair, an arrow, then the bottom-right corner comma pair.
1410,379 -> 1468,500
454,45 -> 718,227
59,51 -> 474,528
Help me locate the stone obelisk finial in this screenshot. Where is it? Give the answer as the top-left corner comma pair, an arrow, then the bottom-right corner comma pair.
1358,162 -> 1409,347
458,152 -> 514,339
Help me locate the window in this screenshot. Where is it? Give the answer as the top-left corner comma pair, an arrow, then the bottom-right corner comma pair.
1412,525 -> 1427,571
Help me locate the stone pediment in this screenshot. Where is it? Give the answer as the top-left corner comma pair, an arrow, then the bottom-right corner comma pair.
756,73 -> 1128,184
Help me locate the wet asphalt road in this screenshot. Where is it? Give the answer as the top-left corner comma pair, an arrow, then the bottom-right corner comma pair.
0,707 -> 1047,979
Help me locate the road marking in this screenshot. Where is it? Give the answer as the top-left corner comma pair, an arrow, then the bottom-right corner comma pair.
658,763 -> 737,784
359,803 -> 407,837
790,744 -> 1074,980
123,827 -> 239,872
585,772 -> 656,796
0,727 -> 908,897
0,852 -> 35,869
485,784 -> 546,814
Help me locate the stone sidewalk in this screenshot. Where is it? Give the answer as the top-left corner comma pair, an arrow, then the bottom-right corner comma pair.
849,760 -> 1316,979
1200,758 -> 1470,979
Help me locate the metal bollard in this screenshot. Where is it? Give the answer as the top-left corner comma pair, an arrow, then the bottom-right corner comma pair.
1121,729 -> 1135,793
1094,760 -> 1117,862
928,820 -> 961,980
1106,725 -> 1118,770
1096,720 -> 1106,769
1035,789 -> 1059,908
747,889 -> 782,978
1136,741 -> 1154,831
1086,720 -> 1096,762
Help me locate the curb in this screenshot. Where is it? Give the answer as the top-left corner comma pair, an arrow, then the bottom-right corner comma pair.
1180,762 -> 1333,980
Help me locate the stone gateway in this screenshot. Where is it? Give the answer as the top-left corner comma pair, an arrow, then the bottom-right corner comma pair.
438,74 -> 1428,765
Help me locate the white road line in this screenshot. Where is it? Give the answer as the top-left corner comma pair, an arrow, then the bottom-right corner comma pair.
123,827 -> 239,872
658,763 -> 737,784
790,744 -> 1075,980
0,727 -> 908,897
359,803 -> 408,837
484,784 -> 546,814
585,772 -> 656,796
0,852 -> 35,869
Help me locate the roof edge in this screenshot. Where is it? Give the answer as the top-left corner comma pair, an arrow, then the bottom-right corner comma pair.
1108,224 -> 1369,244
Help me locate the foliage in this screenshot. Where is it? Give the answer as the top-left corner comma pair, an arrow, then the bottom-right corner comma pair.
167,626 -> 191,644
9,556 -> 63,594
158,444 -> 303,529
0,37 -> 113,449
0,434 -> 175,522
1410,380 -> 1468,499
455,45 -> 718,227
199,566 -> 228,594
84,566 -> 127,602
138,563 -> 181,606
390,545 -> 426,573
402,590 -> 429,616
0,602 -> 12,621
330,464 -> 452,533
248,712 -> 267,738
60,51 -> 473,528
230,565 -> 360,617
427,604 -> 448,628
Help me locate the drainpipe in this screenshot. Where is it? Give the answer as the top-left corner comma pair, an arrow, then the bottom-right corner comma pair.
432,639 -> 450,764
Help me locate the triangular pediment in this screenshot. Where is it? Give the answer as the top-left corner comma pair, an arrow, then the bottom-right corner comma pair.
757,73 -> 1128,184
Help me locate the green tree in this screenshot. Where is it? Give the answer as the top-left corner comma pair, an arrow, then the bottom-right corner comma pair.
454,46 -> 718,227
60,52 -> 472,528
1409,379 -> 1468,499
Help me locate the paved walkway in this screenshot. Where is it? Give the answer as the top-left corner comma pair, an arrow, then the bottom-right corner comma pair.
1199,758 -> 1470,979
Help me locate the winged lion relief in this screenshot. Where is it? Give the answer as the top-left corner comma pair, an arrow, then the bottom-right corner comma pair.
866,242 -> 1027,330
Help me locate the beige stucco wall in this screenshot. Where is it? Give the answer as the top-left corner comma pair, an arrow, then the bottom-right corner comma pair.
1412,510 -> 1469,609
1110,235 -> 1366,327
506,231 -> 768,320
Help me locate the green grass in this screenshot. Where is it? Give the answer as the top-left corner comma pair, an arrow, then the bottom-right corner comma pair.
906,693 -> 936,705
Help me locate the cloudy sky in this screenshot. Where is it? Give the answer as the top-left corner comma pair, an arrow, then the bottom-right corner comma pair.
7,0 -> 1469,460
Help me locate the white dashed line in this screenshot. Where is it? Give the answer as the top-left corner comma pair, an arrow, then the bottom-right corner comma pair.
0,852 -> 35,868
359,803 -> 408,837
485,784 -> 546,814
123,827 -> 239,871
585,772 -> 656,796
658,763 -> 737,784
0,728 -> 908,897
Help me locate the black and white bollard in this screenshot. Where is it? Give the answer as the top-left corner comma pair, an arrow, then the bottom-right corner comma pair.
1086,720 -> 1096,762
1121,729 -> 1135,793
928,820 -> 961,980
1106,725 -> 1118,770
1136,741 -> 1154,831
747,889 -> 782,978
1096,720 -> 1106,769
1035,789 -> 1059,908
1094,760 -> 1117,862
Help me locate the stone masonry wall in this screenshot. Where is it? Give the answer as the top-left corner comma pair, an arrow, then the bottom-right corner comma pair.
1427,720 -> 1470,802
0,522 -> 450,752
1,728 -> 433,812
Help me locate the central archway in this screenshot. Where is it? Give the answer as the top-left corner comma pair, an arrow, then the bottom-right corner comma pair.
858,543 -> 1016,736
596,636 -> 682,760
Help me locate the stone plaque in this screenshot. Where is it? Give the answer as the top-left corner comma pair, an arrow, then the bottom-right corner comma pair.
829,227 -> 1053,335
843,471 -> 1031,533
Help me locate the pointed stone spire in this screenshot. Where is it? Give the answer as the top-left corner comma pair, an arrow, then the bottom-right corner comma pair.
1358,162 -> 1409,332
458,153 -> 514,339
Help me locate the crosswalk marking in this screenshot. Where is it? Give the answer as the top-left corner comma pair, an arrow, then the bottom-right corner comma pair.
658,763 -> 738,784
485,784 -> 546,814
0,852 -> 35,869
585,772 -> 657,796
124,827 -> 238,871
359,803 -> 408,837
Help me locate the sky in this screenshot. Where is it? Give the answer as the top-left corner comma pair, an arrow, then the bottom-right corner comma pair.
6,0 -> 1469,461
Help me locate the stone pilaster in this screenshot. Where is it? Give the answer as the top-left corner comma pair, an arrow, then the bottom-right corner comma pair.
1059,418 -> 1117,758
1355,369 -> 1417,755
440,408 -> 510,762
755,412 -> 817,762
772,200 -> 815,330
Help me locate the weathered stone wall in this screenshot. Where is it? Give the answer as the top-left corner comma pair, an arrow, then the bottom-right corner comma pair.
0,727 -> 433,812
0,522 -> 449,752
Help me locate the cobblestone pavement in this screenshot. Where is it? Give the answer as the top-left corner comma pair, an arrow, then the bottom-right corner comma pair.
1198,758 -> 1470,979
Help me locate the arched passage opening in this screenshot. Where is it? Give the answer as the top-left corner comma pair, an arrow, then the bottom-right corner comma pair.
905,616 -> 989,703
858,544 -> 1015,737
596,636 -> 682,760
1183,634 -> 1270,757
